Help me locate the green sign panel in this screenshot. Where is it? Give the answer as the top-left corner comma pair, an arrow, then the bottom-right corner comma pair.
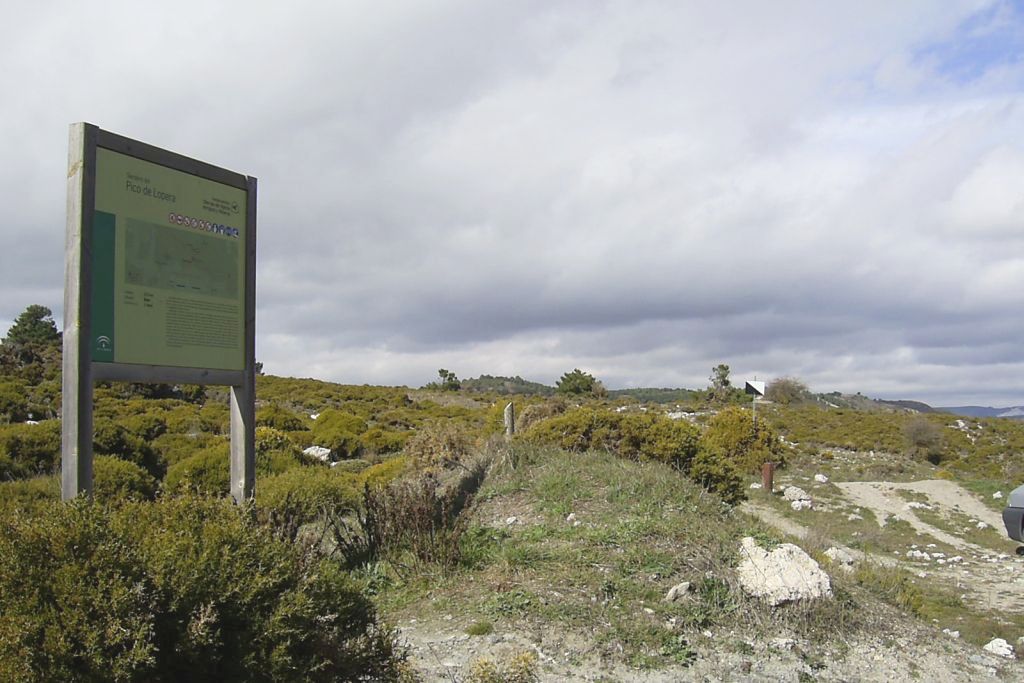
92,148 -> 247,371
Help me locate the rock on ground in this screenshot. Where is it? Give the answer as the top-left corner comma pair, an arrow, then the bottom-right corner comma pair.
736,537 -> 832,606
984,638 -> 1015,658
303,445 -> 331,462
784,485 -> 811,502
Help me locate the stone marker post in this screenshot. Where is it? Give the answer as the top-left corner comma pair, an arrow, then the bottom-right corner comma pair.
504,401 -> 515,439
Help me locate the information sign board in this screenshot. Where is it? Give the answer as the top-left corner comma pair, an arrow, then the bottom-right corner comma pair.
92,148 -> 247,371
63,123 -> 257,503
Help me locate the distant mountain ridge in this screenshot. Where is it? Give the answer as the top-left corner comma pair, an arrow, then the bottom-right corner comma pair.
938,405 -> 1024,419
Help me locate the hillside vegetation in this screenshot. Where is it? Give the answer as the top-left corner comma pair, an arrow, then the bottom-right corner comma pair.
2,308 -> 1024,679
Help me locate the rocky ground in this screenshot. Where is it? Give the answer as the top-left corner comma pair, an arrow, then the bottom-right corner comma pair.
393,462 -> 1024,681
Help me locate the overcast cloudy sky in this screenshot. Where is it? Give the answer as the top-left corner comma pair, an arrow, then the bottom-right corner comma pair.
2,1 -> 1022,406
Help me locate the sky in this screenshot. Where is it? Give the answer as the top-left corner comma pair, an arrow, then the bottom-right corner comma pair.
1,0 -> 1023,407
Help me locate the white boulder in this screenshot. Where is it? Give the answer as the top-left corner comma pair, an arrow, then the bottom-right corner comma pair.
814,474 -> 829,483
663,581 -> 692,603
983,638 -> 1014,658
824,547 -> 855,572
791,499 -> 813,511
303,445 -> 332,462
783,486 -> 811,502
736,537 -> 832,606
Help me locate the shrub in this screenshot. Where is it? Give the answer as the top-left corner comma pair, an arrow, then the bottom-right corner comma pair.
311,409 -> 367,460
152,432 -> 217,467
404,421 -> 473,471
701,406 -> 783,473
0,380 -> 30,423
525,408 -> 745,503
0,496 -> 406,681
164,444 -> 230,496
0,501 -> 158,681
94,419 -> 165,479
903,416 -> 944,464
314,409 -> 368,436
514,399 -> 568,433
257,467 -> 362,534
0,419 -> 61,480
359,427 -> 408,455
618,413 -> 700,468
94,455 -> 158,502
524,409 -> 699,467
333,458 -> 371,474
765,377 -> 811,405
361,456 -> 411,489
465,651 -> 539,683
688,445 -> 745,504
0,475 -> 59,516
359,473 -> 468,573
256,404 -> 308,432
121,413 -> 168,442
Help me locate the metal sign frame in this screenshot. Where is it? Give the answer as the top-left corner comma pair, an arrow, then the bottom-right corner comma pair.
62,123 -> 257,502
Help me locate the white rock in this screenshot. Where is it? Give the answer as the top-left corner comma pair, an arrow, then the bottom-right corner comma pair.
309,413 -> 320,420
736,537 -> 832,606
994,491 -> 1004,499
814,474 -> 829,483
302,445 -> 332,462
505,516 -> 519,526
749,483 -> 763,489
824,547 -> 855,572
664,581 -> 692,603
906,550 -> 932,561
976,522 -> 989,530
566,512 -> 577,524
904,502 -> 932,511
943,629 -> 961,639
791,500 -> 813,511
847,513 -> 863,521
983,638 -> 1014,658
783,486 -> 811,502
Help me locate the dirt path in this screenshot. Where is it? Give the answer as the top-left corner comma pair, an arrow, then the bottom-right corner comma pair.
739,501 -> 896,566
745,479 -> 1024,613
834,480 -> 996,552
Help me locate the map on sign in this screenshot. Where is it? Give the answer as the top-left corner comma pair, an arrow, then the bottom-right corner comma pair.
124,218 -> 239,299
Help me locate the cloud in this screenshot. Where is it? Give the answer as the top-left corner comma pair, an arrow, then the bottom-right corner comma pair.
1,1 -> 1023,406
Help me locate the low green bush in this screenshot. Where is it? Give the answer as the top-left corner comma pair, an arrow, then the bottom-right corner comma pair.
164,444 -> 230,496
361,456 -> 411,489
256,404 -> 309,432
404,421 -> 473,471
0,380 -> 30,423
93,419 -> 165,479
700,406 -> 783,473
359,426 -> 408,455
257,467 -> 362,532
94,455 -> 158,503
525,408 -> 745,503
0,420 -> 61,480
0,475 -> 59,516
524,408 -> 699,468
0,496 -> 405,681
